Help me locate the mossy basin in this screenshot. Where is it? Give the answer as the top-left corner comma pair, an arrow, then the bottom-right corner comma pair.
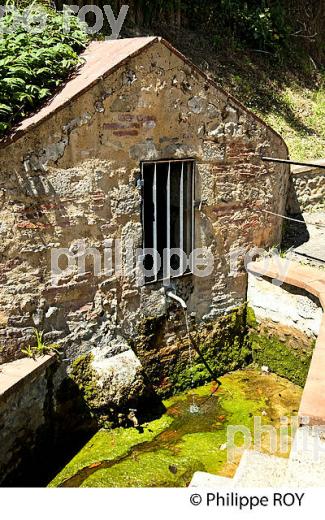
49,369 -> 302,488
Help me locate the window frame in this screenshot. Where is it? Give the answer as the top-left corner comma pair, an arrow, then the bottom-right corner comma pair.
140,158 -> 196,285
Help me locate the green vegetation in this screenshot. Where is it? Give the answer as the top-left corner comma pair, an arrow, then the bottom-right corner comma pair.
250,331 -> 314,387
247,307 -> 314,386
170,305 -> 251,393
133,306 -> 251,397
253,79 -> 325,160
49,369 -> 302,488
49,414 -> 174,487
21,328 -> 61,358
112,0 -> 324,64
69,353 -> 101,410
210,0 -> 292,57
0,2 -> 88,137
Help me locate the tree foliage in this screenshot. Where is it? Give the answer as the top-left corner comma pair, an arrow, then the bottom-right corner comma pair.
66,0 -> 323,63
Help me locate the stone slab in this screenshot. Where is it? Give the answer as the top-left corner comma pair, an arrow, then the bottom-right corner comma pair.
233,450 -> 288,487
0,355 -> 55,401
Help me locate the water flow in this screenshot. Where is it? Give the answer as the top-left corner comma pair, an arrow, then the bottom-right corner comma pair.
183,309 -> 200,414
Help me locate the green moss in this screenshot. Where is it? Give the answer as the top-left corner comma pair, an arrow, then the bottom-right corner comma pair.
250,330 -> 314,387
80,448 -> 204,488
180,433 -> 227,474
49,414 -> 173,487
50,369 -> 302,488
246,303 -> 316,387
132,306 -> 253,398
70,353 -> 101,410
170,305 -> 252,393
219,371 -> 266,424
246,306 -> 257,329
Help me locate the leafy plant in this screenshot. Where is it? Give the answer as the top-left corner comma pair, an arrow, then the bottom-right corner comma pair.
0,2 -> 88,137
21,328 -> 62,359
21,345 -> 35,358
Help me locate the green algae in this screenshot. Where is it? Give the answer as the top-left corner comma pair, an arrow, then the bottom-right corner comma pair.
69,353 -> 101,410
247,307 -> 314,387
169,305 -> 251,393
132,306 -> 251,398
81,449 -> 204,488
246,306 -> 258,328
49,414 -> 173,487
49,369 -> 302,488
250,331 -> 313,386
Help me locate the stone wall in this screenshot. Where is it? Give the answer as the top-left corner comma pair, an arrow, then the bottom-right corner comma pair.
287,161 -> 325,214
0,39 -> 289,412
0,355 -> 96,486
247,272 -> 322,386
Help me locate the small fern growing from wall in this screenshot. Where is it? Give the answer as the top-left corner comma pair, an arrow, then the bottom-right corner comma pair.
21,328 -> 61,359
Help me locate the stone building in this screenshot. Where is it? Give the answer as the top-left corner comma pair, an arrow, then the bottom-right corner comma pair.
0,37 -> 290,419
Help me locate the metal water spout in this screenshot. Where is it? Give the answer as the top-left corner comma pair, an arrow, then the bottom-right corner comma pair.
165,289 -> 200,413
128,409 -> 139,428
166,290 -> 187,309
165,286 -> 222,409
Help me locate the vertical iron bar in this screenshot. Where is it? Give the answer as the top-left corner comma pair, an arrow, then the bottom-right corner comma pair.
180,162 -> 184,273
186,162 -> 191,259
153,163 -> 158,282
191,162 -> 195,272
140,162 -> 145,284
166,161 -> 171,281
141,162 -> 145,248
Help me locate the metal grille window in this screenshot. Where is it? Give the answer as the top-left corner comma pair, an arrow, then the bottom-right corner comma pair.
141,159 -> 195,283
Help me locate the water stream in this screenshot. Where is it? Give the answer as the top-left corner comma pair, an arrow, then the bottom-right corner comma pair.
183,309 -> 200,414
50,369 -> 302,488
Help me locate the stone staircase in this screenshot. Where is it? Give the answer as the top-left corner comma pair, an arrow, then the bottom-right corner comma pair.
190,426 -> 325,487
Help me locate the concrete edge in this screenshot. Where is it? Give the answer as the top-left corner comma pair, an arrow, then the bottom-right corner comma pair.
0,354 -> 56,402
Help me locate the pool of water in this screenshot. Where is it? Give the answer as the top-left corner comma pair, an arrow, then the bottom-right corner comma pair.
50,369 -> 302,487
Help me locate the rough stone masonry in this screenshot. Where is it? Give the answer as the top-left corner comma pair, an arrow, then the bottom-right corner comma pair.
0,37 -> 289,418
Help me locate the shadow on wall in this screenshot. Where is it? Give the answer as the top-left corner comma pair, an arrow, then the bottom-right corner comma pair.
1,353 -> 167,488
1,361 -> 98,488
283,175 -> 310,249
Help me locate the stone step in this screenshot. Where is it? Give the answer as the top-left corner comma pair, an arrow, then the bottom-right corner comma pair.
233,450 -> 288,487
285,426 -> 325,487
189,428 -> 325,488
190,472 -> 233,487
290,426 -> 325,462
285,458 -> 325,487
190,451 -> 288,488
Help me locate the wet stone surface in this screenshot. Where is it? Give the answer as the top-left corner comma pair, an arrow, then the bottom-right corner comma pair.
49,369 -> 302,488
